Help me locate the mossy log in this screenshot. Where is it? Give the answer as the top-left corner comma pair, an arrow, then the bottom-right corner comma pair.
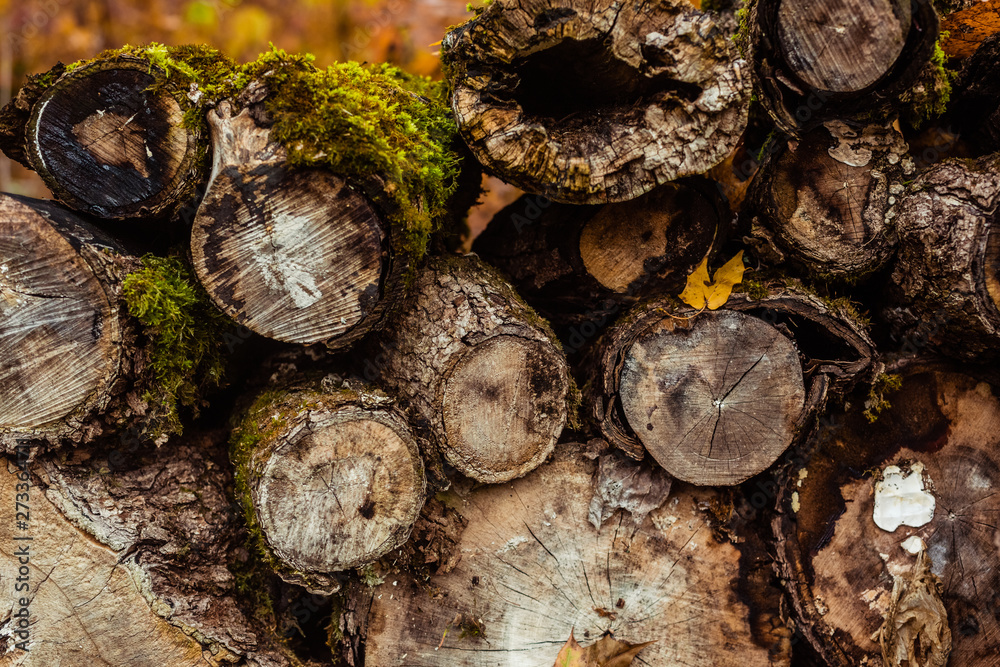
355,440 -> 789,666
2,429 -> 297,666
883,154 -> 1000,362
440,0 -> 749,204
471,179 -> 727,333
745,0 -> 939,133
230,378 -> 425,595
0,194 -> 138,451
6,57 -> 205,220
773,369 -> 1000,666
747,120 -> 911,278
588,288 -> 874,485
366,255 -> 571,485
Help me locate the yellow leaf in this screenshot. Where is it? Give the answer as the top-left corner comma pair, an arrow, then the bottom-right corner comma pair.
679,251 -> 745,311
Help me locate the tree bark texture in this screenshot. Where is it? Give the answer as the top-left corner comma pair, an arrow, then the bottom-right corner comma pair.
18,56 -> 203,220
190,100 -> 399,348
951,32 -> 1000,154
747,120 -> 912,278
883,153 -> 1000,362
230,377 -> 425,595
745,0 -> 939,133
588,288 -> 875,485
773,369 -> 1000,666
1,429 -> 298,666
471,179 -> 728,333
356,440 -> 788,666
0,193 -> 149,451
440,0 -> 749,204
366,255 -> 571,485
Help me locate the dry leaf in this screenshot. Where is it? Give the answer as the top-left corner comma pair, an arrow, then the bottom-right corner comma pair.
587,452 -> 672,531
941,0 -> 1000,59
871,548 -> 952,667
679,251 -> 745,310
554,630 -> 655,667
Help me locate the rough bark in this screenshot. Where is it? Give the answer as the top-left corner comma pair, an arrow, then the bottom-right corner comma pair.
0,194 -> 144,451
883,153 -> 1000,362
367,254 -> 571,485
1,429 -> 298,666
440,0 -> 749,204
18,56 -> 203,220
588,287 -> 875,485
773,369 -> 1000,666
951,31 -> 1000,154
230,377 -> 426,595
355,440 -> 788,666
190,100 -> 397,348
747,120 -> 912,278
745,0 -> 939,133
471,179 -> 728,332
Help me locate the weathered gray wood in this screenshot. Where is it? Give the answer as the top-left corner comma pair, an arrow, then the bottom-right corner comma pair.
369,255 -> 571,485
231,378 -> 425,594
441,0 -> 749,204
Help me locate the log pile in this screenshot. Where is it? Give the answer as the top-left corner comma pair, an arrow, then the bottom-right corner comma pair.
1,1 -> 999,665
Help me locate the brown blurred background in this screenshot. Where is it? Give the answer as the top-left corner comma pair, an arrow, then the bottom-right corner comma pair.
0,0 -> 522,230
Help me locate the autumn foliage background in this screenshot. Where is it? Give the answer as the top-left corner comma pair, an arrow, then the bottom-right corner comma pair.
0,0 -> 518,226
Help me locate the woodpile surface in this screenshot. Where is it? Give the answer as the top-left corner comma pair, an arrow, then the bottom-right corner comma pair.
2,1 -> 1000,666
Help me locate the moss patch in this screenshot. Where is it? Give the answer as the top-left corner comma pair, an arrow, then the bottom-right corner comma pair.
222,47 -> 461,264
122,254 -> 230,438
900,34 -> 958,129
864,373 -> 903,423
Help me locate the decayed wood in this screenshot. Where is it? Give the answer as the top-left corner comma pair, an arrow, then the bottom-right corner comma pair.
589,288 -> 874,485
19,56 -> 202,220
773,369 -> 1000,666
745,0 -> 939,133
747,120 -> 911,278
0,194 -> 139,451
190,100 -> 395,348
231,377 -> 425,594
471,179 -> 727,332
356,440 -> 790,666
368,255 -> 571,485
1,429 -> 297,666
440,0 -> 749,204
883,153 -> 1000,362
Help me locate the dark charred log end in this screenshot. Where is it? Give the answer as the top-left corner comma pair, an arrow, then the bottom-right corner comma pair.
26,57 -> 201,220
443,0 -> 749,204
0,194 -> 120,444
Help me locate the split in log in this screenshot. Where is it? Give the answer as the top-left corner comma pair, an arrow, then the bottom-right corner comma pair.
746,120 -> 911,278
1,428 -> 297,666
884,153 -> 1000,362
364,254 -> 571,485
472,179 -> 727,333
355,440 -> 788,666
773,369 -> 1000,666
440,0 -> 749,204
745,0 -> 939,133
3,46 -> 237,220
190,52 -> 461,348
230,377 -> 426,594
588,287 -> 874,485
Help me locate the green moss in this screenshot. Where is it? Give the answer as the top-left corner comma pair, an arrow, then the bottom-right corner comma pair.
223,47 -> 461,265
901,34 -> 958,128
864,373 -> 903,423
732,2 -> 752,58
822,295 -> 871,328
122,255 -> 230,438
358,564 -> 385,588
741,279 -> 770,300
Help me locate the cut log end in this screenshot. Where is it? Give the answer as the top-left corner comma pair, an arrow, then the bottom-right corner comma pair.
442,334 -> 569,483
0,195 -> 117,435
619,310 -> 805,486
192,107 -> 388,346
776,0 -> 910,93
27,58 -> 199,219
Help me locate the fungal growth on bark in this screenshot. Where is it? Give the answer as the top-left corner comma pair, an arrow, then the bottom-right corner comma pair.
773,370 -> 1000,666
589,288 -> 874,485
370,255 -> 571,484
231,378 -> 426,594
441,0 -> 749,204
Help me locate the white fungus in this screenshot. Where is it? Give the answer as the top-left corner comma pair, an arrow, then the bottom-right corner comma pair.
873,463 -> 936,532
